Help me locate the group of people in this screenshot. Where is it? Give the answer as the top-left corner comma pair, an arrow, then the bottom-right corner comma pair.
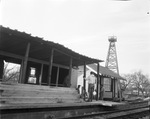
86,71 -> 104,102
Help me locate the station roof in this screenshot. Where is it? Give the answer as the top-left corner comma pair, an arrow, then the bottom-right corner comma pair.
0,26 -> 103,67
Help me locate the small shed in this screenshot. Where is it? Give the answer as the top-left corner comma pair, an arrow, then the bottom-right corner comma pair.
78,64 -> 125,100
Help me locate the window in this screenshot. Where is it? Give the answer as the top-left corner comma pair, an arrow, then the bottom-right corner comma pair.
28,67 -> 36,84
104,78 -> 111,91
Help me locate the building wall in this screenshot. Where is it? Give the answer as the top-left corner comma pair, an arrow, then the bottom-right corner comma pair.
71,68 -> 78,88
103,77 -> 113,99
104,92 -> 112,98
77,69 -> 90,94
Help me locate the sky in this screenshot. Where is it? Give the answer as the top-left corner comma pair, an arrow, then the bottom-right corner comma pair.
0,0 -> 150,76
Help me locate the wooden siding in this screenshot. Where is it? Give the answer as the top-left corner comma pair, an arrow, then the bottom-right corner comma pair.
104,92 -> 113,99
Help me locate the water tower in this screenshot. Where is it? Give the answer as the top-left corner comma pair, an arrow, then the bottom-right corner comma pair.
105,36 -> 119,74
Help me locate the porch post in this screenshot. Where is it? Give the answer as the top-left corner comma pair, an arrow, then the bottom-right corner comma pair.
83,62 -> 86,101
99,76 -> 102,100
18,60 -> 24,83
118,79 -> 122,101
100,76 -> 104,100
39,64 -> 43,85
21,42 -> 30,83
112,78 -> 115,99
56,67 -> 59,87
69,57 -> 72,86
114,79 -> 116,98
0,58 -> 4,81
96,62 -> 100,100
48,49 -> 54,86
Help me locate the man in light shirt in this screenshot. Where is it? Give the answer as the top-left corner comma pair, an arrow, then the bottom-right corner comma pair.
86,71 -> 97,102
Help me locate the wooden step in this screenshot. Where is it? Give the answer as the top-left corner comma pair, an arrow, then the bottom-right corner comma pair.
0,82 -> 76,92
1,97 -> 81,104
1,90 -> 78,98
0,82 -> 82,105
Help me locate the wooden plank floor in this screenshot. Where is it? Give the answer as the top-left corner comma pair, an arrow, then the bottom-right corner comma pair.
0,102 -> 112,109
91,100 -> 125,106
0,82 -> 127,110
0,100 -> 124,110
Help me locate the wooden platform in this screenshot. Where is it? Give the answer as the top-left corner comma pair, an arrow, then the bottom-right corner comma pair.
0,82 -> 83,107
91,100 -> 124,106
1,83 -> 149,119
1,82 -> 148,110
1,100 -> 124,110
1,100 -> 149,119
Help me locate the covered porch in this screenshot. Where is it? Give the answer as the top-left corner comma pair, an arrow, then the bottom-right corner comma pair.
0,26 -> 103,104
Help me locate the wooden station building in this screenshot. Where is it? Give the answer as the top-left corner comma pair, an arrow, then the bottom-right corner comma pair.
0,26 -> 104,105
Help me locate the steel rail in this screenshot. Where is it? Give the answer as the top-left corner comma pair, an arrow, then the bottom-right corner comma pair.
59,106 -> 150,119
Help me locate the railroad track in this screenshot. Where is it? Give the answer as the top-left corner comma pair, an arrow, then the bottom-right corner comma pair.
1,101 -> 149,119
59,106 -> 150,119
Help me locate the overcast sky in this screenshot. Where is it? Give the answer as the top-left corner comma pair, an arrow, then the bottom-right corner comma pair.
0,0 -> 150,76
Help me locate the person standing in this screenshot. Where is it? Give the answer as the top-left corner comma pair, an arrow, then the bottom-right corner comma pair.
86,71 -> 97,102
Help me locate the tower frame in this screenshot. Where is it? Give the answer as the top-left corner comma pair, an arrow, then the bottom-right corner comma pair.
105,36 -> 119,74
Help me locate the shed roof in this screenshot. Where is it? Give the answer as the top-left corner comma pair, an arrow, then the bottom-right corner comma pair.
0,26 -> 103,67
87,64 -> 125,80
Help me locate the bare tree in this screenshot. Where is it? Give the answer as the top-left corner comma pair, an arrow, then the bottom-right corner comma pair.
122,71 -> 150,97
3,63 -> 20,83
140,74 -> 150,97
131,71 -> 150,96
120,74 -> 133,91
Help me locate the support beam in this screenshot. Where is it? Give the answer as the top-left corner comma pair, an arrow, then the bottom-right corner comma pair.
69,57 -> 72,86
83,62 -> 86,101
99,76 -> 102,100
96,62 -> 100,100
48,49 -> 54,86
21,43 -> 30,83
0,58 -> 4,81
0,51 -> 69,69
112,78 -> 114,99
56,66 -> 59,87
54,48 -> 85,63
0,50 -> 23,60
118,79 -> 122,102
39,64 -> 43,85
112,79 -> 113,99
113,78 -> 116,98
18,60 -> 24,83
101,77 -> 104,100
